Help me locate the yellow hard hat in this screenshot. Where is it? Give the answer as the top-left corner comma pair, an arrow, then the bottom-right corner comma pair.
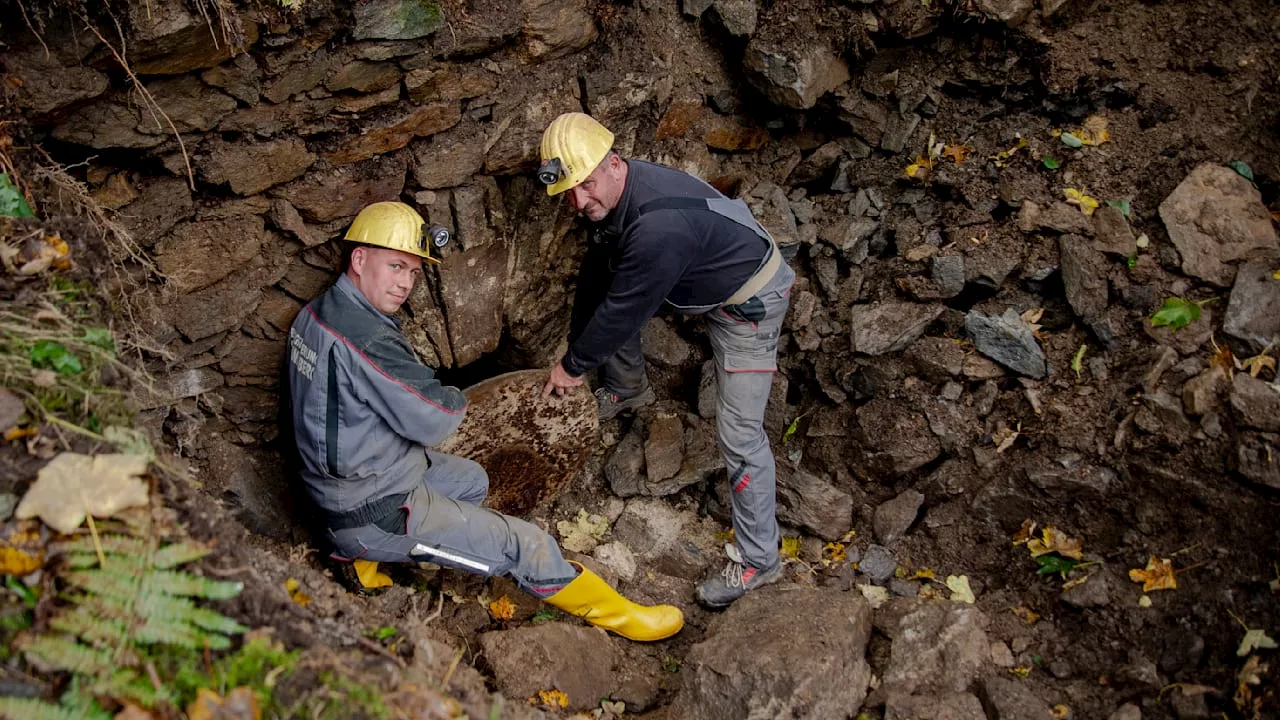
538,112 -> 614,196
342,202 -> 446,265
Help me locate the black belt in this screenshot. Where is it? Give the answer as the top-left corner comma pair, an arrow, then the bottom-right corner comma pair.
323,492 -> 409,533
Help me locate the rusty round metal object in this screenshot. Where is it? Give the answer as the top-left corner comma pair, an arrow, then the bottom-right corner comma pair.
438,370 -> 598,516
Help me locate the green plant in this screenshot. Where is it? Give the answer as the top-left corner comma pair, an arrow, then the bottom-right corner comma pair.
1150,296 -> 1216,332
5,530 -> 247,717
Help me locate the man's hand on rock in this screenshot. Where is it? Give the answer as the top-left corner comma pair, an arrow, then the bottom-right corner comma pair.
542,362 -> 584,399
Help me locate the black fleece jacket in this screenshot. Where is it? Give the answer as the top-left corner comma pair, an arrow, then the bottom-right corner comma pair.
561,159 -> 769,377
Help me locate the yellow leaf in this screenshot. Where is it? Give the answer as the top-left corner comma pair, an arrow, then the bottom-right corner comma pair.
0,519 -> 46,576
780,536 -> 802,560
284,578 -> 311,607
15,453 -> 149,534
946,575 -> 975,603
1128,557 -> 1177,592
942,144 -> 971,163
354,559 -> 393,589
992,137 -> 1029,167
913,568 -> 937,581
3,426 -> 37,442
1061,574 -> 1090,592
1239,353 -> 1276,378
1011,519 -> 1037,546
1009,664 -> 1032,678
187,687 -> 260,720
822,542 -> 848,564
1238,628 -> 1277,656
1077,115 -> 1111,146
1027,526 -> 1084,559
1011,605 -> 1040,625
1064,187 -> 1100,216
1138,594 -> 1152,607
489,594 -> 516,621
1051,704 -> 1071,719
534,689 -> 569,709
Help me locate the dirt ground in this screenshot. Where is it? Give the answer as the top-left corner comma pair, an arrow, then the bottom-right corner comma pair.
3,0 -> 1280,718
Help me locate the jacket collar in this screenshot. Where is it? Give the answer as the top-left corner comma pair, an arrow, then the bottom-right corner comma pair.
335,273 -> 401,329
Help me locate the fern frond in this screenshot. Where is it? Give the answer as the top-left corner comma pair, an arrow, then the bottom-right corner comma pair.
152,541 -> 212,568
136,618 -> 233,650
49,608 -> 127,645
64,568 -> 139,602
18,634 -> 113,674
92,669 -> 168,708
51,535 -> 148,558
0,695 -> 111,720
144,571 -> 242,600
123,592 -> 247,635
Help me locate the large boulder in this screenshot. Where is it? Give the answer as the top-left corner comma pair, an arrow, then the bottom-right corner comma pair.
851,302 -> 944,356
478,624 -> 615,712
776,468 -> 853,541
200,139 -> 317,195
1158,164 -> 1279,287
523,0 -> 598,61
965,309 -> 1047,379
353,0 -> 445,40
856,397 -> 942,475
743,39 -> 850,110
882,602 -> 990,697
1223,263 -> 1280,354
683,585 -> 872,719
1229,374 -> 1280,432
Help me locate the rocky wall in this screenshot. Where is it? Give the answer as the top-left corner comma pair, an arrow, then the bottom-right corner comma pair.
5,0 -> 1279,539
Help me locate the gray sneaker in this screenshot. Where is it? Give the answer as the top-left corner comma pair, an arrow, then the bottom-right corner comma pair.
696,560 -> 783,608
594,385 -> 656,421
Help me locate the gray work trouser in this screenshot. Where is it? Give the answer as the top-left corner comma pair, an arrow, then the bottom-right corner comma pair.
327,451 -> 578,598
606,263 -> 795,572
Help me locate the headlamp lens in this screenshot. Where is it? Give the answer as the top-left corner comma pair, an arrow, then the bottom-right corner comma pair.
537,157 -> 564,186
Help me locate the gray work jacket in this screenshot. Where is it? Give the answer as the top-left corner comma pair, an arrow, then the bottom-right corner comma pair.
287,274 -> 468,514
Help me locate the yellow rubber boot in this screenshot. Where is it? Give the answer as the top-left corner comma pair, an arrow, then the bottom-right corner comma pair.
353,560 -> 393,589
545,563 -> 683,642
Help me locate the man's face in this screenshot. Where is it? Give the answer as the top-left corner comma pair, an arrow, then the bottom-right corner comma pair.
565,154 -> 625,222
349,246 -> 423,314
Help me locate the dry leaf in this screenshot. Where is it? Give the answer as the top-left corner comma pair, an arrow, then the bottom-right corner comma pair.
3,427 -> 37,442
1128,557 -> 1177,592
1239,655 -> 1267,687
1239,353 -> 1276,378
114,701 -> 158,720
905,155 -> 933,181
0,519 -> 46,576
947,575 -> 975,603
1238,628 -> 1277,656
1209,337 -> 1236,374
1012,605 -> 1040,625
353,559 -> 392,589
187,687 -> 260,720
858,584 -> 890,609
942,144 -> 971,163
15,453 -> 149,534
994,425 -> 1020,454
284,578 -> 311,607
913,568 -> 937,581
1077,115 -> 1111,146
557,509 -> 609,553
1051,704 -> 1071,719
489,594 -> 516,621
1061,574 -> 1090,592
1138,594 -> 1153,607
1009,664 -> 1032,678
1027,526 -> 1084,559
1012,519 -> 1037,546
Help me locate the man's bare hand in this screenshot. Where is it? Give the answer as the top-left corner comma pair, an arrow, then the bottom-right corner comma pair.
542,362 -> 584,399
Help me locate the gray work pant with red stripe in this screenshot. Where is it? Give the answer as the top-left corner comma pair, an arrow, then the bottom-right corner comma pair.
326,451 -> 579,598
603,263 -> 795,572
706,263 -> 794,572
